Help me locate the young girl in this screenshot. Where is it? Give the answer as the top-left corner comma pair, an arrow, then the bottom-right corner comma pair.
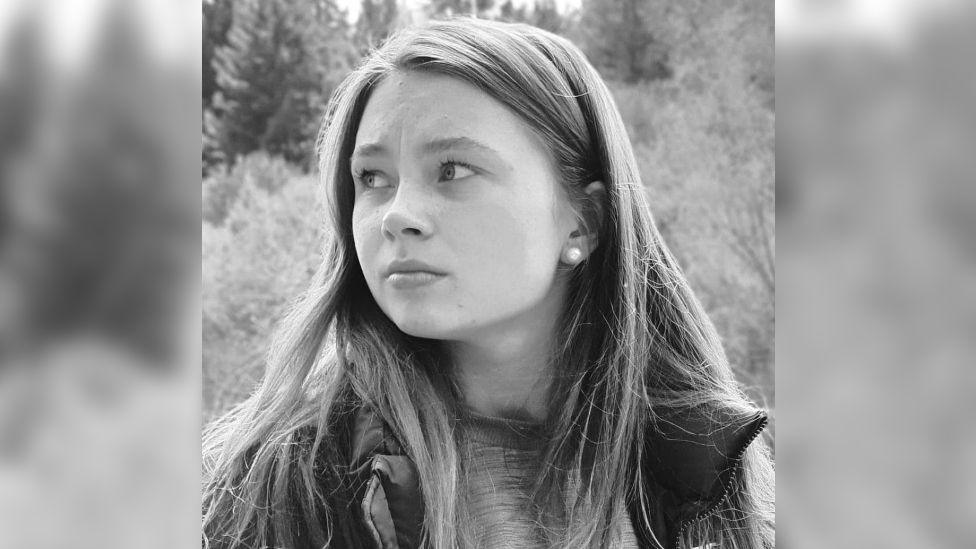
203,18 -> 774,549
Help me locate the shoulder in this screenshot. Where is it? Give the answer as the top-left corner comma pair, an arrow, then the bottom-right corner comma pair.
345,405 -> 425,549
349,405 -> 407,464
644,405 -> 769,503
630,404 -> 770,548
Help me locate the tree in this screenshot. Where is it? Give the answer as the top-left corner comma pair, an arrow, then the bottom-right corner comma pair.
203,0 -> 353,173
529,0 -> 564,33
498,0 -> 527,22
202,0 -> 233,110
495,0 -> 567,34
428,0 -> 495,18
355,0 -> 399,54
580,0 -> 672,83
1,1 -> 198,361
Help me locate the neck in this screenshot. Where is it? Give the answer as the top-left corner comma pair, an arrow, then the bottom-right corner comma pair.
448,337 -> 552,422
446,284 -> 566,423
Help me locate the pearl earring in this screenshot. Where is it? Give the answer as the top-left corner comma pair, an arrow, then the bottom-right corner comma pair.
565,247 -> 583,264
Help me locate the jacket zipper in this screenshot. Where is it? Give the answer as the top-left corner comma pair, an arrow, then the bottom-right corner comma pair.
670,413 -> 769,549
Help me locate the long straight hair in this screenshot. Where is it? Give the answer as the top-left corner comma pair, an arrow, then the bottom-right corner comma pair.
203,18 -> 773,549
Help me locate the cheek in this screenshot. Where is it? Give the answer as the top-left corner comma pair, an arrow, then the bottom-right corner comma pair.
459,200 -> 558,285
352,205 -> 381,273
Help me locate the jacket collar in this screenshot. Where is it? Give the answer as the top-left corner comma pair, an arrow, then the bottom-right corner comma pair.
346,404 -> 769,548
643,406 -> 769,503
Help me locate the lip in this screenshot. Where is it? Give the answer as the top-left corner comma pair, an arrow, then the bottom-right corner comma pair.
384,259 -> 447,289
386,271 -> 446,289
384,259 -> 446,277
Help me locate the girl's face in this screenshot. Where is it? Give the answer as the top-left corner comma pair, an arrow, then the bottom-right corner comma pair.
351,71 -> 579,342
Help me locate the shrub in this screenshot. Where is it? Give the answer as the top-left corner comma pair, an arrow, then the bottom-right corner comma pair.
202,159 -> 323,419
202,152 -> 302,227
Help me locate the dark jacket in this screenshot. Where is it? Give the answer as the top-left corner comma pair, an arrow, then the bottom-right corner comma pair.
343,406 -> 769,549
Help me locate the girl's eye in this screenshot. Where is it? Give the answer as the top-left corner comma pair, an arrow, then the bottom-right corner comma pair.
439,161 -> 475,182
356,170 -> 390,189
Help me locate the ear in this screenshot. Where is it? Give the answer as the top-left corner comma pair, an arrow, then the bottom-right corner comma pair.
568,181 -> 606,257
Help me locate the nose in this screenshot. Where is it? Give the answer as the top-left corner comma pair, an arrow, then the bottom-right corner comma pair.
381,182 -> 433,240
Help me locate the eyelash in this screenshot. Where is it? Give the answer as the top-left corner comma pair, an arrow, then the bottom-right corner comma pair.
353,159 -> 476,188
441,159 -> 472,176
353,168 -> 378,187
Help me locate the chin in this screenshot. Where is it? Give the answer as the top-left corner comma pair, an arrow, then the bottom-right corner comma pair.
382,305 -> 457,340
392,317 -> 455,340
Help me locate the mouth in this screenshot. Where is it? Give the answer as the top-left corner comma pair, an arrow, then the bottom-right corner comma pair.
383,258 -> 447,289
385,270 -> 446,289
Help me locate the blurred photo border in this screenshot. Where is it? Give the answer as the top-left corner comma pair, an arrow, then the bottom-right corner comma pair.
0,0 -> 973,546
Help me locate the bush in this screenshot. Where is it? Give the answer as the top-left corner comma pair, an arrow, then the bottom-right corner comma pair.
201,68 -> 775,417
202,152 -> 302,227
609,73 -> 774,404
202,158 -> 324,420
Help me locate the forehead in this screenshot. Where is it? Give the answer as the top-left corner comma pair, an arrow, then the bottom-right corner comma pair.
354,71 -> 546,157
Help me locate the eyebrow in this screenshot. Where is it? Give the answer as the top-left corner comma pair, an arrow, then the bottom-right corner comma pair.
421,136 -> 499,157
350,136 -> 512,171
350,142 -> 386,161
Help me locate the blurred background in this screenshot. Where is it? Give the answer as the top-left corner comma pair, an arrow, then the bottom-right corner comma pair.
201,0 -> 777,424
2,0 -> 975,547
777,1 -> 976,547
0,1 -> 200,547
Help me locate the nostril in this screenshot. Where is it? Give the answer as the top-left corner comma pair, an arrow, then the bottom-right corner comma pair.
381,196 -> 431,238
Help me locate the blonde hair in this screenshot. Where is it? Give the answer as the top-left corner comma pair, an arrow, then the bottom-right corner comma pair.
203,18 -> 773,549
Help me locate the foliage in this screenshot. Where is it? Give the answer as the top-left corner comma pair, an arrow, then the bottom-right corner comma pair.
583,0 -> 775,403
497,0 -> 566,33
611,71 -> 774,405
203,154 -> 324,419
202,0 -> 234,110
2,1 -> 196,362
579,0 -> 672,83
354,0 -> 400,54
202,0 -> 775,415
428,0 -> 496,18
202,151 -> 302,227
202,0 -> 355,173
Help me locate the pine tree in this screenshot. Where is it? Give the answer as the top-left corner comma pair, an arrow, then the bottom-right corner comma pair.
580,0 -> 672,83
355,0 -> 399,55
202,0 -> 233,110
203,0 -> 353,173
